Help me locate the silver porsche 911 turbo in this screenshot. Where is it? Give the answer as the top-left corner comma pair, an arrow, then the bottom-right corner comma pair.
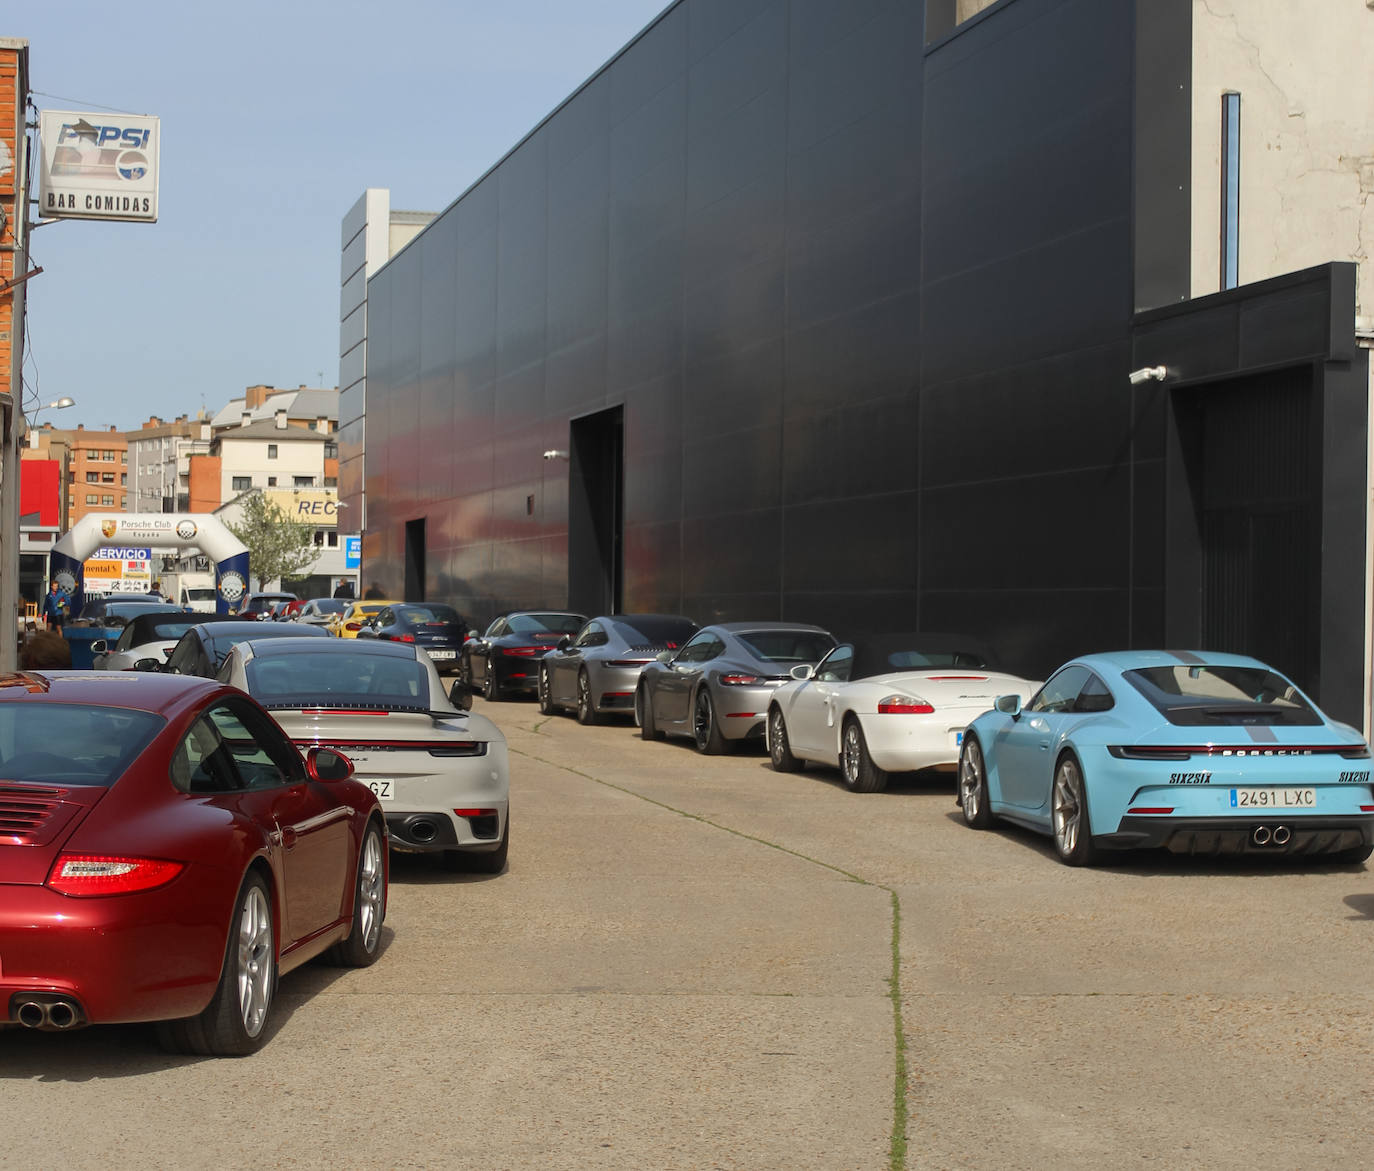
219,637 -> 510,873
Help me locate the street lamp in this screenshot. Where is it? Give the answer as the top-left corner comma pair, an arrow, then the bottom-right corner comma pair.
24,396 -> 75,445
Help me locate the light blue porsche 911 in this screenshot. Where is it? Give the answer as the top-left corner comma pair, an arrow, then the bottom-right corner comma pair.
957,650 -> 1374,866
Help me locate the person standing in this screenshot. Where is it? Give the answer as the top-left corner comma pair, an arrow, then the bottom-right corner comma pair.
42,580 -> 69,632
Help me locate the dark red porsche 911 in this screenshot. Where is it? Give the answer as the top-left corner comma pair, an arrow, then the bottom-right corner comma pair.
0,670 -> 387,1055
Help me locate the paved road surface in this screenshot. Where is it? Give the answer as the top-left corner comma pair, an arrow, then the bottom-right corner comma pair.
4,699 -> 1372,1169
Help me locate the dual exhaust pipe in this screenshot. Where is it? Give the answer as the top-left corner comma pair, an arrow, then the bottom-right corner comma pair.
1251,824 -> 1292,848
14,997 -> 83,1030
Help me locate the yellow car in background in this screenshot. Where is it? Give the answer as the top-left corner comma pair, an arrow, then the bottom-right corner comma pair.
328,599 -> 397,638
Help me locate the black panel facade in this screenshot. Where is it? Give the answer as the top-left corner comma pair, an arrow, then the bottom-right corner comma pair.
361,0 -> 1366,720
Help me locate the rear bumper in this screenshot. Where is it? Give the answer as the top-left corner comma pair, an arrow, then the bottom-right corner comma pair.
0,883 -> 224,1024
1102,815 -> 1374,856
384,805 -> 507,853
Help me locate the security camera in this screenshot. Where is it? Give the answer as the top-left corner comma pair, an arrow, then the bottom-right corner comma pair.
1128,365 -> 1168,385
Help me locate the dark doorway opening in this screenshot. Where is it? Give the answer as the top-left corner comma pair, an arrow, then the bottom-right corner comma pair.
568,407 -> 624,616
405,518 -> 426,601
1175,366 -> 1319,688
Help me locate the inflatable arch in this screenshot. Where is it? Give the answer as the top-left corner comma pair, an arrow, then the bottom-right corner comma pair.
51,514 -> 250,617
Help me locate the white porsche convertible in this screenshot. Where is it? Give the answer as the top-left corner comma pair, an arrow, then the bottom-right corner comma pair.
765,633 -> 1037,792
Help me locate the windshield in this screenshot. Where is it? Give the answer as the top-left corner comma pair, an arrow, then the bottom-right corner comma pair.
736,631 -> 835,664
613,617 -> 697,648
0,703 -> 164,787
1124,665 -> 1322,727
185,588 -> 217,602
508,612 -> 584,635
312,599 -> 347,614
245,651 -> 432,711
145,618 -> 211,642
396,605 -> 462,625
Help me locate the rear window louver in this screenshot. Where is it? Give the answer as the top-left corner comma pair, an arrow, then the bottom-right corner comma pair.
266,700 -> 430,715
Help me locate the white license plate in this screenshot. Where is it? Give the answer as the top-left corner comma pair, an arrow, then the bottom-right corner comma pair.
428,650 -> 456,660
367,779 -> 395,801
1230,787 -> 1316,809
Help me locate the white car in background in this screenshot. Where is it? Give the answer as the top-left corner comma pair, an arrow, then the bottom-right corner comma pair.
766,633 -> 1038,792
219,637 -> 509,873
92,612 -> 237,670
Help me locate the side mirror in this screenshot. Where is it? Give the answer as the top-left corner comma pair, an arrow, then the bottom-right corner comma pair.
656,649 -> 675,663
994,694 -> 1023,718
306,745 -> 355,782
132,657 -> 164,672
448,680 -> 474,711
89,639 -> 109,654
467,629 -> 480,640
557,636 -> 571,651
790,664 -> 814,681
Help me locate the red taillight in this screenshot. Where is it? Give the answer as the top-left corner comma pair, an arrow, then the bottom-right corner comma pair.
720,674 -> 763,686
501,647 -> 538,656
1126,807 -> 1175,815
1361,805 -> 1374,812
383,633 -> 415,643
46,853 -> 184,897
454,808 -> 498,818
345,622 -> 361,631
877,695 -> 935,714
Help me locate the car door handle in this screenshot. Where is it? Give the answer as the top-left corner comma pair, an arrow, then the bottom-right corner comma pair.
1038,741 -> 1050,750
281,827 -> 298,849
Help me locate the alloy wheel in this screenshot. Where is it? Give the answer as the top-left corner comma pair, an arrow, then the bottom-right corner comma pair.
357,831 -> 384,951
236,884 -> 274,1038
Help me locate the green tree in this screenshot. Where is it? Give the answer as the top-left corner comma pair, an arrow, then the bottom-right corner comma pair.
225,492 -> 320,589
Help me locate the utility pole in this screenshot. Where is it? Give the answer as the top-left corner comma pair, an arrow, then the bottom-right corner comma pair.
0,38 -> 31,672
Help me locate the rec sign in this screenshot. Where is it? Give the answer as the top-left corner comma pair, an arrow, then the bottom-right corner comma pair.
37,110 -> 160,223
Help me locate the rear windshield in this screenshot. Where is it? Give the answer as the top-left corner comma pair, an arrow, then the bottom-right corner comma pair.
508,613 -> 583,635
737,631 -> 836,664
0,703 -> 164,787
311,599 -> 347,614
147,618 -> 208,641
245,651 -> 431,711
1124,665 -> 1322,726
397,605 -> 462,625
613,617 -> 697,648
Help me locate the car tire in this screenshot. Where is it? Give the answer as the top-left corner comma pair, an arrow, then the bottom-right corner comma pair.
482,662 -> 497,702
324,821 -> 386,967
576,669 -> 599,725
442,816 -> 509,875
638,685 -> 663,741
538,665 -> 556,715
840,718 -> 888,793
157,871 -> 276,1056
959,736 -> 994,828
1051,752 -> 1102,866
692,688 -> 729,755
768,706 -> 803,773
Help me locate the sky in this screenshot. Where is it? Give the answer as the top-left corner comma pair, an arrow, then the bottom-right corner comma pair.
12,0 -> 671,432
